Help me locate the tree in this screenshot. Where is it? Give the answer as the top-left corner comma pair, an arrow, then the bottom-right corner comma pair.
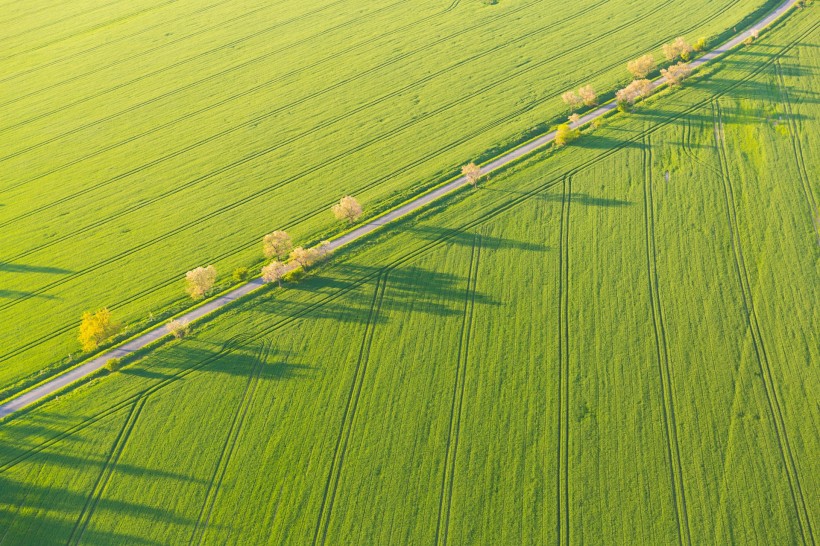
661,62 -> 693,86
578,84 -> 597,106
232,267 -> 249,282
616,79 -> 653,109
627,54 -> 655,78
290,241 -> 332,270
78,308 -> 121,352
104,358 -> 123,373
185,265 -> 217,300
263,230 -> 292,260
332,195 -> 363,224
461,162 -> 482,188
663,37 -> 693,61
554,124 -> 580,147
166,319 -> 190,339
568,113 -> 580,124
262,260 -> 288,286
693,36 -> 707,52
561,90 -> 583,111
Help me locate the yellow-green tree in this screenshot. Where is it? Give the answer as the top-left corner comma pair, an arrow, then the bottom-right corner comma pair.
78,308 -> 121,351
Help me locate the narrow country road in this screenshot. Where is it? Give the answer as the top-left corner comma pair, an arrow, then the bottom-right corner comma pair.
0,0 -> 799,420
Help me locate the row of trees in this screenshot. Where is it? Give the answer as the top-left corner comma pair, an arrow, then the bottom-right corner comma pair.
79,196 -> 362,353
561,84 -> 598,111
617,36 -> 699,109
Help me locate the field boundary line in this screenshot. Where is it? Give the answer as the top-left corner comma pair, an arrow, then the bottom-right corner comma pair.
189,338 -> 272,545
434,232 -> 481,546
312,274 -> 387,546
712,101 -> 814,546
642,134 -> 692,545
0,0 -> 804,420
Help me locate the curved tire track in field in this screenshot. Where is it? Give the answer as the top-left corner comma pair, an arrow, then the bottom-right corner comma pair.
0,7 -> 809,427
555,174 -> 571,546
189,339 -> 272,545
641,135 -> 691,546
712,101 -> 814,546
434,232 -> 481,546
66,395 -> 147,546
312,274 -> 388,546
774,60 -> 820,244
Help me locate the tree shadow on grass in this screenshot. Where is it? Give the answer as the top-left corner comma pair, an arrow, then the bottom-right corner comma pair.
406,225 -> 549,252
0,261 -> 73,274
572,132 -> 644,150
0,289 -> 57,300
272,262 -> 498,324
137,340 -> 316,383
482,188 -> 632,207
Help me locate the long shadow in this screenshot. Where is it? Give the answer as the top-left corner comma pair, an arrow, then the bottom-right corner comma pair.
573,132 -> 643,150
638,104 -> 812,125
407,225 -> 549,251
0,261 -> 73,274
483,188 -> 632,207
0,289 -> 57,300
0,471 -> 193,545
271,263 -> 498,324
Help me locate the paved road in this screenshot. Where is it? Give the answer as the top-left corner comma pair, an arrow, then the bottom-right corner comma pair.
0,0 -> 799,419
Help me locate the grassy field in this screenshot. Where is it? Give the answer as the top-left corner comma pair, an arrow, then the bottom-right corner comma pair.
0,0 -> 783,397
0,7 -> 817,543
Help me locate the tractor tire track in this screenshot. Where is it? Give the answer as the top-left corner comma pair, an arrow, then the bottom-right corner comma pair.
66,395 -> 147,546
641,135 -> 691,546
713,101 -> 814,546
434,232 -> 481,546
0,0 -> 395,114
0,0 -> 524,137
2,0 -> 184,63
189,338 -> 272,545
4,0 -> 737,161
443,0 -> 461,12
0,0 -> 261,85
0,0 -> 346,90
0,0 -> 556,189
555,175 -> 571,546
312,274 -> 387,546
774,60 -> 819,244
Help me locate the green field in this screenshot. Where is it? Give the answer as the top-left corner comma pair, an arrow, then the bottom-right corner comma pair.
0,7 -> 817,543
0,0 -> 785,397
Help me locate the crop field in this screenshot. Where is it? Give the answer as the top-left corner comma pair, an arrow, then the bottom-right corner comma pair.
0,0 -> 785,397
0,7 -> 817,543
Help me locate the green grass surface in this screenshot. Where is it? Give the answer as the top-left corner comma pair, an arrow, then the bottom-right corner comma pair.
0,8 -> 817,543
0,0 -> 782,397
